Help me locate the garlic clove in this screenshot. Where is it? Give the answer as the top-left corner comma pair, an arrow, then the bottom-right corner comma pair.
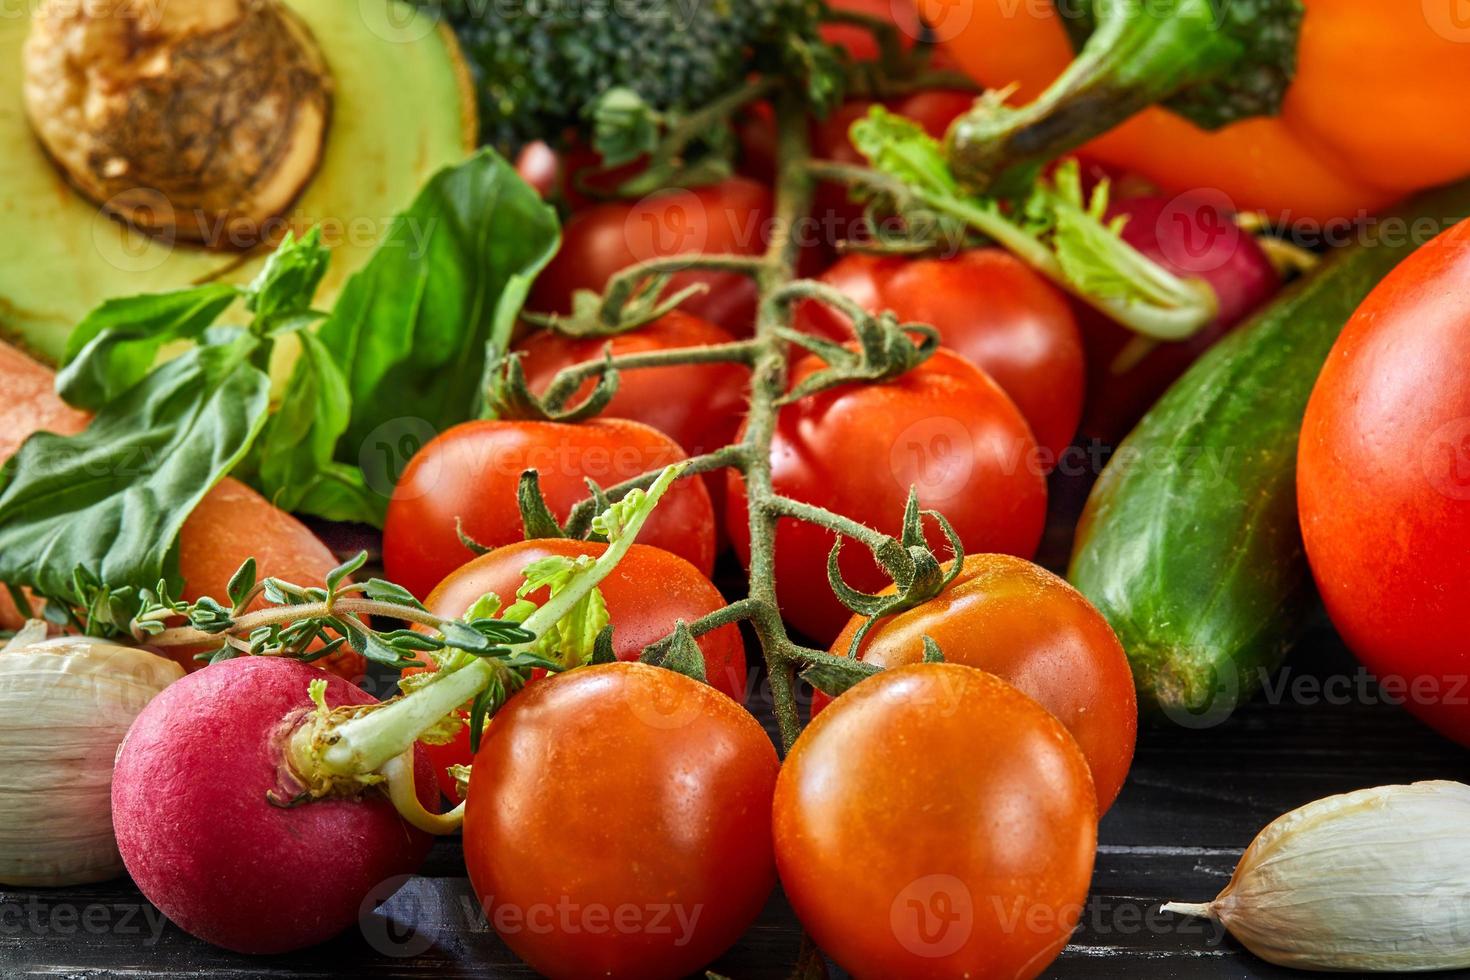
1165,781 -> 1470,972
0,629 -> 183,886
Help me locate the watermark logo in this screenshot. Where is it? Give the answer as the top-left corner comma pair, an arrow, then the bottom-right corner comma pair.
625,189 -> 710,271
359,416 -> 438,498
889,416 -> 974,500
359,874 -> 441,957
1422,416 -> 1470,501
94,189 -> 176,274
890,874 -> 974,958
1153,188 -> 1241,276
1424,0 -> 1470,42
359,0 -> 437,43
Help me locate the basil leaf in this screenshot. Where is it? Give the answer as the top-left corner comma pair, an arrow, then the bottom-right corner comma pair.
318,149 -> 560,457
253,330 -> 384,525
0,334 -> 271,597
57,284 -> 241,411
244,227 -> 331,330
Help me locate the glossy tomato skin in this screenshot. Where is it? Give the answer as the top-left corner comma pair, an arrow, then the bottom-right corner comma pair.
384,418 -> 714,598
813,554 -> 1136,811
1299,219 -> 1470,746
726,348 -> 1047,643
775,663 -> 1097,980
464,663 -> 778,980
513,312 -> 750,463
530,178 -> 772,336
796,250 -> 1085,462
408,538 -> 749,800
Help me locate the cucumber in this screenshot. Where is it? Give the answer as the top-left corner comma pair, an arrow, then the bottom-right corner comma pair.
1068,180 -> 1470,726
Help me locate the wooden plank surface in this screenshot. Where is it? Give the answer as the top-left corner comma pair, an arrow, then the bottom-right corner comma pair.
5,475 -> 1470,978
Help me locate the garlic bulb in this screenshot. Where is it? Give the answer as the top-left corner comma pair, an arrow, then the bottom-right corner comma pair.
1165,781 -> 1470,972
0,623 -> 183,886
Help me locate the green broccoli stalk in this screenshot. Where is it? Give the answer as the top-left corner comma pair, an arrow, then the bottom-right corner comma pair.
428,0 -> 830,153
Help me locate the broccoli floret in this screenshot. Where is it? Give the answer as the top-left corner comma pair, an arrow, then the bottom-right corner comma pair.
431,0 -> 817,150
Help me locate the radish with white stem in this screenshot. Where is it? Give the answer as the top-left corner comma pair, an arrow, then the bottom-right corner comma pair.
112,463 -> 687,954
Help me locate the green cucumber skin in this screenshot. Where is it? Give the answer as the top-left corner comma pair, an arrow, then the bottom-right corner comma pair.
1068,182 -> 1470,723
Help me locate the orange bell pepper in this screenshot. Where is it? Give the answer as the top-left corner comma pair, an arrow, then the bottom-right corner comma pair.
919,0 -> 1470,223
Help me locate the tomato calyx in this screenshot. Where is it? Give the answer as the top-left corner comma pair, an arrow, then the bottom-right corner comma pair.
772,279 -> 940,401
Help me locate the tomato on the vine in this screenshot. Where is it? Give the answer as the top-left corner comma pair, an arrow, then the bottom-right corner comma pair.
726,347 -> 1047,643
530,178 -> 772,336
406,538 -> 748,800
464,662 -> 778,980
794,249 -> 1086,464
775,663 -> 1097,979
384,418 -> 715,598
813,553 -> 1136,811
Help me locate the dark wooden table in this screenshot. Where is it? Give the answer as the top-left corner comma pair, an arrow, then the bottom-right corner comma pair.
5,474 -> 1469,978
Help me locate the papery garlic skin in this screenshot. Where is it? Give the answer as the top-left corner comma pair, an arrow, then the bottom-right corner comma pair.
0,629 -> 183,886
1165,781 -> 1470,972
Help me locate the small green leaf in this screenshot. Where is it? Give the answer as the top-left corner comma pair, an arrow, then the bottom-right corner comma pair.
590,624 -> 617,665
441,620 -> 495,654
462,592 -> 504,623
226,559 -> 258,610
921,635 -> 945,663
243,228 -> 331,329
517,470 -> 567,540
325,551 -> 369,596
800,658 -> 882,698
364,578 -> 425,610
657,621 -> 707,684
57,284 -> 241,411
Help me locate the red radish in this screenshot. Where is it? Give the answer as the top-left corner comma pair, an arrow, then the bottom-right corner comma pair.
112,658 -> 438,954
1080,192 -> 1280,441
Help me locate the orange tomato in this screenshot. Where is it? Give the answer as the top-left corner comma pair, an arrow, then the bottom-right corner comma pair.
776,663 -> 1096,979
813,554 -> 1136,811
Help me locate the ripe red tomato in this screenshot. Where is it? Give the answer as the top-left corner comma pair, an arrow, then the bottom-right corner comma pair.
794,250 -> 1086,463
384,418 -> 715,598
464,662 -> 778,980
813,553 -> 1136,811
406,538 -> 748,800
726,347 -> 1047,643
1299,217 -> 1470,747
513,311 -> 750,463
775,663 -> 1097,979
530,178 -> 772,336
